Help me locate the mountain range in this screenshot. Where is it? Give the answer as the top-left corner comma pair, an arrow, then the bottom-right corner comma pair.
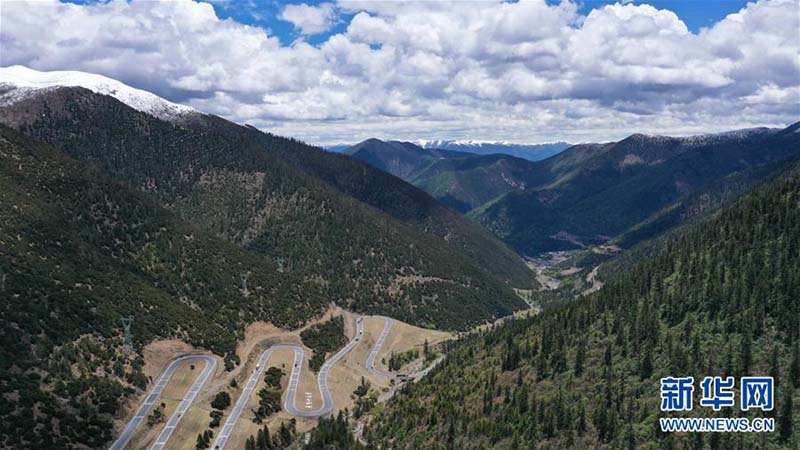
346,125 -> 800,257
0,67 -> 533,447
344,139 -> 539,213
364,154 -> 800,450
415,139 -> 571,161
1,65 -> 797,449
328,140 -> 570,162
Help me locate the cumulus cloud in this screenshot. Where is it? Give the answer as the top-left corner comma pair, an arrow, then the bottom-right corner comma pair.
279,2 -> 336,35
0,0 -> 797,145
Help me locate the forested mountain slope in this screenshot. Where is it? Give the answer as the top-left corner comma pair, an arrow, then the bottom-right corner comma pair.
471,125 -> 800,255
345,127 -> 799,260
415,140 -> 570,162
343,139 -> 470,180
186,117 -> 534,288
0,126 -> 328,448
346,138 -> 541,213
0,85 -> 532,326
0,116 -> 522,448
365,161 -> 800,449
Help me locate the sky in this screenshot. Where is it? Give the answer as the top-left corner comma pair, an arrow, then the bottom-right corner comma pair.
1,0 -> 799,146
199,0 -> 757,43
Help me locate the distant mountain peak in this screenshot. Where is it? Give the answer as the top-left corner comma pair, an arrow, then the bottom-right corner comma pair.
624,127 -> 777,146
0,65 -> 196,121
354,137 -> 395,148
413,139 -> 571,162
415,138 -> 570,148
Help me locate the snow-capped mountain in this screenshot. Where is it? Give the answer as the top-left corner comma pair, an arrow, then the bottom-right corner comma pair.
675,127 -> 778,146
0,65 -> 195,121
416,139 -> 520,148
414,139 -> 571,161
627,127 -> 778,149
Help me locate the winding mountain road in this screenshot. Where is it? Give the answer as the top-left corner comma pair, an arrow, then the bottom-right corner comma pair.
109,354 -> 217,450
365,316 -> 398,380
210,345 -> 302,450
211,317 -> 364,450
113,315 -> 438,450
365,316 -> 443,381
285,316 -> 364,418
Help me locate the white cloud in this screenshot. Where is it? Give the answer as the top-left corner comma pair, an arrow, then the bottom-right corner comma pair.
280,3 -> 336,35
0,0 -> 797,145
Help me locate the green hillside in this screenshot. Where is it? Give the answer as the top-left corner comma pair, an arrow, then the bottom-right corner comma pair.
365,162 -> 800,449
217,127 -> 534,288
345,138 -> 541,213
0,116 -> 521,448
0,126 -> 327,448
345,130 -> 799,263
0,86 -> 532,325
471,126 -> 800,255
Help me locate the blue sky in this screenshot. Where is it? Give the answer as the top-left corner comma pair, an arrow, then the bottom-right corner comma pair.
195,0 -> 753,46
9,0 -> 798,145
61,0 -> 755,45
574,1 -> 752,31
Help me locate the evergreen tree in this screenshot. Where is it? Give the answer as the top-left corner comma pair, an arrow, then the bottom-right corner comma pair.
779,387 -> 793,442
363,167 -> 800,450
741,332 -> 752,375
195,431 -> 210,450
576,400 -> 586,436
256,428 -> 268,450
574,340 -> 585,377
195,433 -> 205,450
279,421 -> 293,447
769,345 -> 780,386
790,342 -> 800,389
640,346 -> 653,380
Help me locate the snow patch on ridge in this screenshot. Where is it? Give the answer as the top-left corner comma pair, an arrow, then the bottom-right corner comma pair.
0,65 -> 196,121
415,139 -> 570,148
628,127 -> 776,148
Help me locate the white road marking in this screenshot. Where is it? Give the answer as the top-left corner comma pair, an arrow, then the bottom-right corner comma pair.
366,316 -> 443,381
210,316 -> 364,450
109,354 -> 217,450
114,315 -> 441,450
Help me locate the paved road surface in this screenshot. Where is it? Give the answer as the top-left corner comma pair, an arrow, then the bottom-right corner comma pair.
285,316 -> 364,417
211,317 -> 364,449
366,316 -> 442,380
365,316 -> 397,380
151,355 -> 217,450
211,345 -> 302,450
115,315 -> 443,450
109,354 -> 216,450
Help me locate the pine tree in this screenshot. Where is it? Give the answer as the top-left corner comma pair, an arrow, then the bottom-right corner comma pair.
741,328 -> 752,376
576,400 -> 586,436
574,341 -> 585,377
640,346 -> 653,380
256,428 -> 268,450
502,335 -> 520,371
769,345 -> 780,386
779,387 -> 793,442
261,426 -> 271,450
594,403 -> 609,442
790,342 -> 800,389
447,419 -> 455,446
279,421 -> 293,446
195,432 -> 208,450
